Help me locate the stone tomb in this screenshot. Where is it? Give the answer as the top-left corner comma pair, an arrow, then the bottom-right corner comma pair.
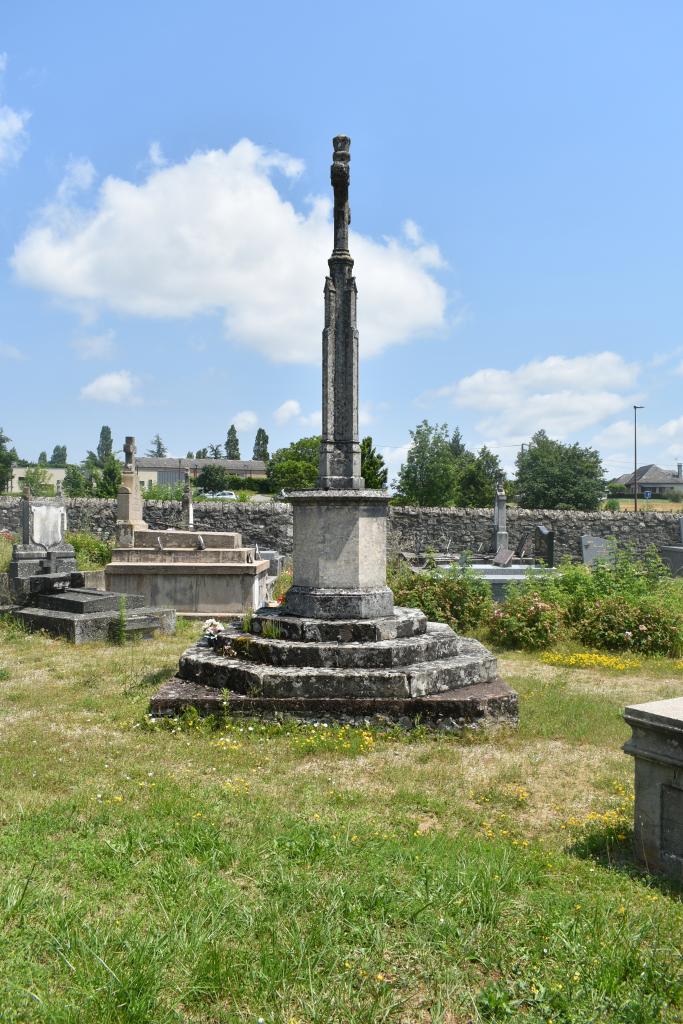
105,528 -> 269,616
10,492 -> 175,643
151,137 -> 518,730
104,436 -> 270,617
624,697 -> 683,882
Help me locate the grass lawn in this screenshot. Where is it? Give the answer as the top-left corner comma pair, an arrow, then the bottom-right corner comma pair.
0,618 -> 681,1023
610,498 -> 682,513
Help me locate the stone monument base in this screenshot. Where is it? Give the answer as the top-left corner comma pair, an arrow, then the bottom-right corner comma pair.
624,697 -> 683,882
150,606 -> 518,729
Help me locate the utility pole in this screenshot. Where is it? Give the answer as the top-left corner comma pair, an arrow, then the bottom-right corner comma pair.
633,405 -> 644,512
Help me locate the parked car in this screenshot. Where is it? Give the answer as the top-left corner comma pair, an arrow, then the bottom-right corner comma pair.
210,490 -> 237,500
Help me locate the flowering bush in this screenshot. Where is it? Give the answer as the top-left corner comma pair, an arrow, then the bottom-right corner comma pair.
574,597 -> 683,657
388,560 -> 493,633
488,590 -> 563,650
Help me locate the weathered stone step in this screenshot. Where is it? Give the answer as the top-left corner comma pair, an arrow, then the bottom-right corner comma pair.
132,530 -> 241,549
14,604 -> 176,643
150,677 -> 518,729
112,547 -> 257,564
36,589 -> 147,613
230,622 -> 461,669
177,638 -> 497,699
250,606 -> 427,643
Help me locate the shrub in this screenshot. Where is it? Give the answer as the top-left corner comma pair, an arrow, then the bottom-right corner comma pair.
387,559 -> 493,633
488,590 -> 563,650
0,531 -> 16,574
603,498 -> 620,512
65,531 -> 114,570
575,597 -> 683,657
272,568 -> 293,604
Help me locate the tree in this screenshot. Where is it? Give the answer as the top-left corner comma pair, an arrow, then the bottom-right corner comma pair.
24,465 -> 52,496
37,451 -> 48,466
96,454 -> 122,498
208,443 -> 223,459
225,425 -> 240,460
360,436 -> 388,489
196,465 -> 231,493
195,448 -> 209,459
146,434 -> 167,457
186,451 -> 195,459
455,447 -> 504,508
63,464 -> 92,497
0,427 -> 14,493
449,427 -> 467,461
514,430 -> 605,511
253,427 -> 269,462
97,425 -> 113,467
49,445 -> 67,467
395,421 -> 459,506
267,436 -> 320,492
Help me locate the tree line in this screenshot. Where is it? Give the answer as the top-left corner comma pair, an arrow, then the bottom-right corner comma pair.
0,420 -> 607,509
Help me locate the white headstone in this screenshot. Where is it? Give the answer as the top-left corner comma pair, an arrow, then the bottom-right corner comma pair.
31,505 -> 66,548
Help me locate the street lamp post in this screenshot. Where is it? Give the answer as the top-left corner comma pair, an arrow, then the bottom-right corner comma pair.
633,405 -> 644,513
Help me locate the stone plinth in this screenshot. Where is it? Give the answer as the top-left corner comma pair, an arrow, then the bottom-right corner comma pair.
285,490 -> 393,619
624,697 -> 683,881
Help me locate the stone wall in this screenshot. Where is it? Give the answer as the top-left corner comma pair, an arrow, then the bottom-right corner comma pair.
0,496 -> 679,563
387,505 -> 682,562
0,497 -> 293,553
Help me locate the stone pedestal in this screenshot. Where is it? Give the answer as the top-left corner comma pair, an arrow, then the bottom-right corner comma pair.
284,490 -> 393,619
624,697 -> 683,882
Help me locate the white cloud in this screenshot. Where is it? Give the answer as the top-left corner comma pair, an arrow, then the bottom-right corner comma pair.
440,352 -> 639,442
675,361 -> 683,376
0,54 -> 29,169
381,442 -> 411,481
71,330 -> 116,360
274,399 -> 301,424
13,139 -> 447,363
0,341 -> 26,360
57,157 -> 95,202
232,409 -> 258,431
299,409 -> 321,430
80,369 -> 141,403
148,141 -> 166,168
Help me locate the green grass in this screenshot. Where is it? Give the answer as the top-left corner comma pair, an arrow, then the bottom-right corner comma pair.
0,617 -> 681,1022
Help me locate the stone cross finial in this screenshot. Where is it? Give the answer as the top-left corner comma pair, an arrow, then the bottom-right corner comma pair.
331,135 -> 351,256
319,136 -> 364,490
123,436 -> 136,471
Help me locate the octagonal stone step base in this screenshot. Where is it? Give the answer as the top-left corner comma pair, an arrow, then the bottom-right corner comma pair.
250,606 -> 427,643
177,633 -> 498,700
149,677 -> 518,731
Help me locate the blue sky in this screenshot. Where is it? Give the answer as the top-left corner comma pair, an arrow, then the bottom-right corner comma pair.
1,1 -> 682,479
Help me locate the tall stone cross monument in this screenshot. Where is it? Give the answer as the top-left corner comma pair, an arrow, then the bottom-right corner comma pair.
284,136 -> 394,620
319,136 -> 363,490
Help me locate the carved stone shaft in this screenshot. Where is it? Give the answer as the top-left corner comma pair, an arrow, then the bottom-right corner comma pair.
319,135 -> 364,490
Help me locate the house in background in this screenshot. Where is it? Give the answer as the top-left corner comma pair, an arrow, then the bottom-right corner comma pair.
7,458 -> 267,494
9,466 -> 66,494
612,462 -> 683,497
136,457 -> 267,489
